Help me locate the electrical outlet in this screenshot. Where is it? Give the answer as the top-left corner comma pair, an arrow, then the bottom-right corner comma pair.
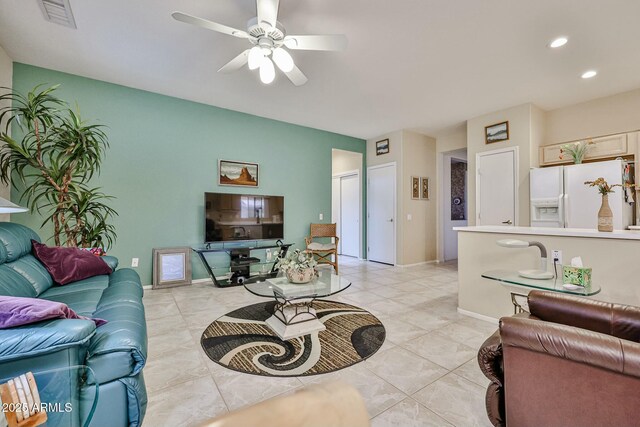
551,250 -> 562,265
319,213 -> 323,220
131,258 -> 139,268
265,249 -> 272,262
407,214 -> 412,221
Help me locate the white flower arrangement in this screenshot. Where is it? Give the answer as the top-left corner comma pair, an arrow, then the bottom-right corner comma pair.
275,249 -> 317,272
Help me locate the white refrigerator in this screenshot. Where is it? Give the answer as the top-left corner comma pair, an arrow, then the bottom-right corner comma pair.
530,160 -> 633,229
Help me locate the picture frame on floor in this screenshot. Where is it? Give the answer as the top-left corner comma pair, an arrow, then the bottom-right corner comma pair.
411,176 -> 420,199
421,177 -> 430,200
485,121 -> 509,144
376,139 -> 390,155
152,247 -> 192,289
219,159 -> 259,187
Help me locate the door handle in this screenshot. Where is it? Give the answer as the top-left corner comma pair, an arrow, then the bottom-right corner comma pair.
502,220 -> 513,225
388,218 -> 394,222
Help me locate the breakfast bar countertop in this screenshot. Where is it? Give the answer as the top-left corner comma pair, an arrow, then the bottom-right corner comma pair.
453,225 -> 640,241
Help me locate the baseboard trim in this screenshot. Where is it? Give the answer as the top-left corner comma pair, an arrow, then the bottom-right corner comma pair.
396,260 -> 438,268
457,307 -> 499,323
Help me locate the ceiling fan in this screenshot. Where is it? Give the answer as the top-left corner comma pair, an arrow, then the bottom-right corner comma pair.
172,0 -> 347,86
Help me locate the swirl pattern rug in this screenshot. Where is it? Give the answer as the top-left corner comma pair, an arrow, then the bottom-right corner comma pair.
201,300 -> 385,377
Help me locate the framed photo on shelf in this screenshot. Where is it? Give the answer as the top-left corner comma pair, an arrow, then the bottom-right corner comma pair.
219,160 -> 259,187
485,121 -> 509,144
152,247 -> 192,289
411,176 -> 420,199
421,177 -> 430,200
376,139 -> 390,155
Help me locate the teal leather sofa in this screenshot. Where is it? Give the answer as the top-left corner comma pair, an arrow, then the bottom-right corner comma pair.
0,223 -> 147,427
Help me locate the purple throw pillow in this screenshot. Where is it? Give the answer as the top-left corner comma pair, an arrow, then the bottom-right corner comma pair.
0,296 -> 106,329
31,240 -> 113,285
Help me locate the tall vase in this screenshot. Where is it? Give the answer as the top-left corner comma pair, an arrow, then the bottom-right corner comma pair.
597,194 -> 613,232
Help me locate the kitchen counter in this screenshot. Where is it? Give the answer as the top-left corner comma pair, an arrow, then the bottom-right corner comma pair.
217,221 -> 283,226
454,225 -> 640,240
456,225 -> 640,321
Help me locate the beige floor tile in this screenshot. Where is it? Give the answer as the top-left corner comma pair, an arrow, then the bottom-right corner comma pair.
301,364 -> 405,417
452,358 -> 489,387
371,397 -> 453,427
146,314 -> 188,337
433,321 -> 490,349
212,369 -> 303,411
143,376 -> 227,427
378,316 -> 429,345
401,332 -> 476,370
145,348 -> 209,393
148,328 -> 197,358
365,347 -> 448,394
412,373 -> 492,427
143,300 -> 181,320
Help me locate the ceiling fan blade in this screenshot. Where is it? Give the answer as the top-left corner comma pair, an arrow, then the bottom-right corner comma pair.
284,64 -> 308,86
172,12 -> 250,39
256,0 -> 279,30
284,35 -> 348,51
218,50 -> 250,73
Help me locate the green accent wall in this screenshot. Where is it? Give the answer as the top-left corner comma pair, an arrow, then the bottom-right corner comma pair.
10,63 -> 366,285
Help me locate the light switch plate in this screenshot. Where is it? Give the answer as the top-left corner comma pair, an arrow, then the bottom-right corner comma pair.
319,213 -> 323,220
407,214 -> 412,221
131,258 -> 139,268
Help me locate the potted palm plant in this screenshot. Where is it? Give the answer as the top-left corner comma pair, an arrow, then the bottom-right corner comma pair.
0,85 -> 117,249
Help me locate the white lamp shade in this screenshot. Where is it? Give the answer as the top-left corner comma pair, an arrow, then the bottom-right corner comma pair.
272,47 -> 294,72
248,46 -> 264,70
259,56 -> 275,84
496,239 -> 530,249
0,196 -> 27,213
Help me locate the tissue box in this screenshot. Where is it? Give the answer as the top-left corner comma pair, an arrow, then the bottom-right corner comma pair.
562,266 -> 592,288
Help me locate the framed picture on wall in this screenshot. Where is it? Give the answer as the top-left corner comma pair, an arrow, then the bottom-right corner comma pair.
411,176 -> 420,199
420,177 -> 430,200
376,139 -> 390,155
219,160 -> 259,187
152,247 -> 192,289
485,121 -> 509,144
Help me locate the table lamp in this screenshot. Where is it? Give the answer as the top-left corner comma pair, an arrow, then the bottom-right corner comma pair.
496,239 -> 554,280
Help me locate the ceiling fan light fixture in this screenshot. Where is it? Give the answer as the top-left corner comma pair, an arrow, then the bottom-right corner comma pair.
248,46 -> 264,70
272,47 -> 294,72
259,56 -> 276,84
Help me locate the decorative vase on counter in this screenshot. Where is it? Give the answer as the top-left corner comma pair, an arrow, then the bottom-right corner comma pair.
286,267 -> 316,284
597,194 -> 613,232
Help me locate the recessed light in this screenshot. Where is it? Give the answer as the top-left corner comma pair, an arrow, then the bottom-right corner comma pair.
581,70 -> 597,79
549,37 -> 568,48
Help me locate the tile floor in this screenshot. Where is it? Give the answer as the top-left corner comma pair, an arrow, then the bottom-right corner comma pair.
142,257 -> 497,427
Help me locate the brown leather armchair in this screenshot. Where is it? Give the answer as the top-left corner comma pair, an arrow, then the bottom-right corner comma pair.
478,290 -> 640,427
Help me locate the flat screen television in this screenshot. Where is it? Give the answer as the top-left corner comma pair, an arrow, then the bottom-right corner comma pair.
204,192 -> 284,243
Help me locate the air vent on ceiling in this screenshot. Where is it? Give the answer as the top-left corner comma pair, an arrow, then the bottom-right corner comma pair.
37,0 -> 77,29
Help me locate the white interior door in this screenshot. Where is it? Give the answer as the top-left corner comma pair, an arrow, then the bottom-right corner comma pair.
331,177 -> 341,252
444,157 -> 468,261
367,164 -> 396,264
340,175 -> 359,257
477,148 -> 518,226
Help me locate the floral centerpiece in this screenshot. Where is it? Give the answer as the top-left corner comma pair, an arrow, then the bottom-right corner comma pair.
275,249 -> 318,284
560,140 -> 593,164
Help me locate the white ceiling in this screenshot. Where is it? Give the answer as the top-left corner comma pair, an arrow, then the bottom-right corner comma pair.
1,0 -> 640,139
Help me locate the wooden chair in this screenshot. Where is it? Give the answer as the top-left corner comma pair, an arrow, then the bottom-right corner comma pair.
305,223 -> 339,274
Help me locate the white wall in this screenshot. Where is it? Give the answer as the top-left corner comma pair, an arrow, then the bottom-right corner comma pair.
467,103 -> 543,227
0,45 -> 12,222
331,149 -> 363,258
545,88 -> 640,145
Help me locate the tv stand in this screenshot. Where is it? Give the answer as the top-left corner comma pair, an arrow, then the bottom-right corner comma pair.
193,242 -> 293,288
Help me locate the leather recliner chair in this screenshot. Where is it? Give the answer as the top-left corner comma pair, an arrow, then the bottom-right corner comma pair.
478,290 -> 640,427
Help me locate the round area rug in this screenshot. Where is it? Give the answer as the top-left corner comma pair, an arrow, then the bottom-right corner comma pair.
201,300 -> 385,377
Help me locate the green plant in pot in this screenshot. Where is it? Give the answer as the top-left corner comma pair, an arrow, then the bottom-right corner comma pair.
0,85 -> 117,250
560,140 -> 593,164
275,249 -> 318,284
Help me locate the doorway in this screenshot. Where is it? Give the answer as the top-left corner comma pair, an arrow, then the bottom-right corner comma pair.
443,151 -> 468,261
331,149 -> 363,258
367,163 -> 396,265
332,172 -> 360,257
476,147 -> 518,226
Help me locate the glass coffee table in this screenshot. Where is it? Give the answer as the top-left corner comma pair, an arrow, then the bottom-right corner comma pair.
244,270 -> 351,340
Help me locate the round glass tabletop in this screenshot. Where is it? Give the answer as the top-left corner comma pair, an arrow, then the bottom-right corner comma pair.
244,270 -> 351,299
